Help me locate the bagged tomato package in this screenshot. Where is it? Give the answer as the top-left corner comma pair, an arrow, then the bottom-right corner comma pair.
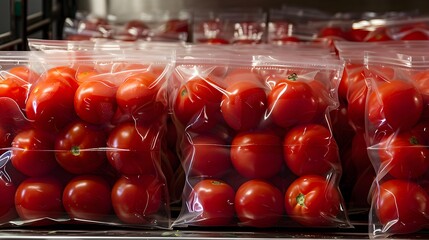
335,40 -> 429,217
0,50 -> 174,229
170,52 -> 351,228
192,8 -> 266,45
364,50 -> 429,237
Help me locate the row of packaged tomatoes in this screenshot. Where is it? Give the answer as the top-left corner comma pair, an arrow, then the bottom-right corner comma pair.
0,45 -> 427,237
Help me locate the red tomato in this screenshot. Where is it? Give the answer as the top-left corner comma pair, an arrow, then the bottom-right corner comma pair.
401,30 -> 429,40
307,79 -> 331,122
0,74 -> 30,110
111,175 -> 163,224
15,177 -> 64,220
63,175 -> 112,221
318,26 -> 347,39
74,65 -> 100,84
187,179 -> 235,226
43,66 -> 78,89
378,131 -> 429,179
284,124 -> 340,176
267,76 -> 318,128
116,72 -> 164,124
8,66 -> 39,84
413,70 -> 429,120
106,122 -> 160,175
174,77 -> 223,132
368,80 -> 423,131
74,79 -> 118,124
55,121 -> 107,174
221,81 -> 267,131
338,63 -> 365,102
235,179 -> 284,227
11,129 -> 57,177
25,70 -> 78,131
347,28 -> 370,42
184,135 -> 231,178
231,131 -> 283,179
285,175 -> 342,226
347,80 -> 368,130
376,179 -> 429,234
0,177 -> 16,222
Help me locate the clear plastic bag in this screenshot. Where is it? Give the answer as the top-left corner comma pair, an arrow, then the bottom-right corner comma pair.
364,50 -> 429,237
170,51 -> 350,228
0,50 -> 174,229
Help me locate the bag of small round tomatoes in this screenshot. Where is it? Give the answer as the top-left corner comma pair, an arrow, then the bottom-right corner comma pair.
0,50 -> 174,229
364,50 -> 429,237
170,51 -> 351,229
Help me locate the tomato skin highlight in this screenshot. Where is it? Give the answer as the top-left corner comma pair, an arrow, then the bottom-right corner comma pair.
235,179 -> 284,227
106,122 -> 160,176
267,78 -> 318,128
285,175 -> 342,226
15,177 -> 64,220
230,131 -> 283,179
188,179 -> 235,226
221,80 -> 267,131
62,175 -> 112,221
376,179 -> 429,234
173,77 -> 223,133
74,79 -> 118,125
378,132 -> 429,179
368,80 -> 423,131
55,121 -> 108,174
284,124 -> 340,176
11,129 -> 58,177
111,175 -> 163,224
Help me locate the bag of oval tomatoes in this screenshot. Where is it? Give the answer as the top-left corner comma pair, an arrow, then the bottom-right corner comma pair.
170,52 -> 351,228
364,50 -> 429,237
0,50 -> 174,229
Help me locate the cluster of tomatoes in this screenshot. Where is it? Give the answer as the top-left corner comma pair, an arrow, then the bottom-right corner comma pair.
364,67 -> 429,234
0,64 -> 169,226
171,67 -> 348,227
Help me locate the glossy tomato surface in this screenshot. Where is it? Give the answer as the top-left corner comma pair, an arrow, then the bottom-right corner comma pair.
221,80 -> 267,131
106,122 -> 160,175
174,77 -> 223,132
15,177 -> 64,220
11,129 -> 57,177
267,77 -> 318,128
63,175 -> 112,221
55,121 -> 107,174
235,179 -> 284,227
187,179 -> 235,226
285,175 -> 342,226
111,175 -> 163,224
74,79 -> 118,124
284,124 -> 340,176
230,131 -> 283,179
376,179 -> 429,234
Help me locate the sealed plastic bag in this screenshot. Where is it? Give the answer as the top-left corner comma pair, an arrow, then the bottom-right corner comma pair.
0,50 -> 174,228
170,51 -> 350,228
365,50 -> 429,237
